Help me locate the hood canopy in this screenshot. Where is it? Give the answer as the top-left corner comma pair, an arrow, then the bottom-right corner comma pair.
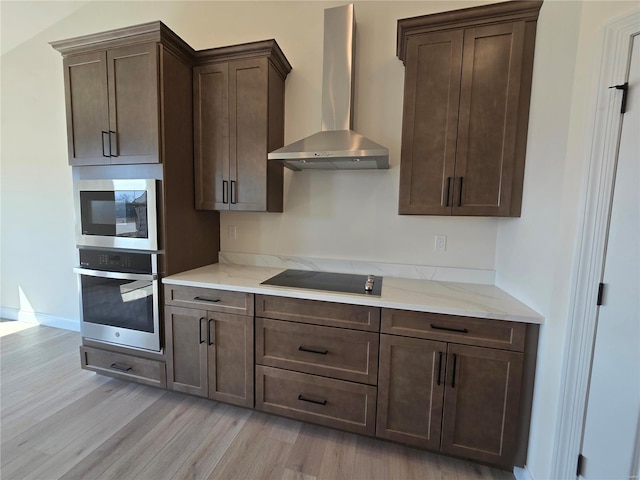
268,4 -> 389,171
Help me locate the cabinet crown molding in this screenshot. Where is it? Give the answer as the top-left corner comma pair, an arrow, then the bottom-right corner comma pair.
51,23 -> 292,80
50,21 -> 195,61
195,39 -> 292,80
397,0 -> 543,63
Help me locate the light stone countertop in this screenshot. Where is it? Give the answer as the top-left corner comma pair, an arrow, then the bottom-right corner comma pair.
162,263 -> 543,324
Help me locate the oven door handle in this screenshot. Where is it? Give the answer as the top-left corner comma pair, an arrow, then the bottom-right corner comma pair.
73,267 -> 156,282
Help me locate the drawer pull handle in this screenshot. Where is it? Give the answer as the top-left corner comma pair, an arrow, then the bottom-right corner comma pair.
298,346 -> 328,355
110,363 -> 132,372
194,296 -> 220,303
298,394 -> 327,406
430,324 -> 469,334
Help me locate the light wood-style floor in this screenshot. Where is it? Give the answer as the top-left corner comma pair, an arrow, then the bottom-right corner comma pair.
1,322 -> 514,480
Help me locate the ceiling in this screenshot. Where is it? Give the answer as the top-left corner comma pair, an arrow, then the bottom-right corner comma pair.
1,1 -> 91,56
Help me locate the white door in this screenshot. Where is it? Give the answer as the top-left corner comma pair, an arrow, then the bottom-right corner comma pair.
580,34 -> 640,480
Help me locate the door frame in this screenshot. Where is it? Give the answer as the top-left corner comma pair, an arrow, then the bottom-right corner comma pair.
551,10 -> 640,480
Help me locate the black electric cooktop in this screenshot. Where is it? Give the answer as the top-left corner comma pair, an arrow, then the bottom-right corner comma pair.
261,269 -> 383,296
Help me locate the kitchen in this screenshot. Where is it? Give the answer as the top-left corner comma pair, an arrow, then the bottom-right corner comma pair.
1,1 -> 638,480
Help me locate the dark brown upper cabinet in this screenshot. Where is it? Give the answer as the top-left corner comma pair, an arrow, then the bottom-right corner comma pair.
194,42 -> 291,212
52,23 -> 221,276
51,23 -> 193,166
397,1 -> 543,216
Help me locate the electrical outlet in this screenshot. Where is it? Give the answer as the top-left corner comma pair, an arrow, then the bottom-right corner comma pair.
227,225 -> 237,240
435,235 -> 447,252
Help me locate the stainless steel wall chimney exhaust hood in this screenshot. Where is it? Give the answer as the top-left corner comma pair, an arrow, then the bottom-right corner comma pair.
268,4 -> 389,171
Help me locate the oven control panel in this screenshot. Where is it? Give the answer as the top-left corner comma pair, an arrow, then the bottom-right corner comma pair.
79,248 -> 153,274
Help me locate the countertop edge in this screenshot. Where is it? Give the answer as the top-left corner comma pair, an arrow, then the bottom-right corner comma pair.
162,266 -> 544,325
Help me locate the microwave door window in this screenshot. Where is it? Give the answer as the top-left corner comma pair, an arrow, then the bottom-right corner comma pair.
80,276 -> 154,333
80,190 -> 148,239
116,190 -> 147,238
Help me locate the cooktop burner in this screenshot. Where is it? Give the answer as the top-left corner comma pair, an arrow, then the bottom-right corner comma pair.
260,269 -> 383,296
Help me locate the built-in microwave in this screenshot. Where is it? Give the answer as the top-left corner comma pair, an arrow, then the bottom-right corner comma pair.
73,179 -> 158,251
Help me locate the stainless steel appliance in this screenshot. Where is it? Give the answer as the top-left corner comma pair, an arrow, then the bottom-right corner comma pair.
73,179 -> 158,251
74,248 -> 160,351
261,269 -> 383,296
268,4 -> 389,170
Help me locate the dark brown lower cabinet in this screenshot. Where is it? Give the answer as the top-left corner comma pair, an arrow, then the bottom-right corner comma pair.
376,335 -> 444,450
160,291 -> 533,469
376,334 -> 523,468
255,365 -> 377,436
165,305 -> 254,408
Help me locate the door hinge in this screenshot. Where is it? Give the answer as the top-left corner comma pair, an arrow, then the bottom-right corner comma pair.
577,453 -> 586,476
609,82 -> 629,114
597,282 -> 605,306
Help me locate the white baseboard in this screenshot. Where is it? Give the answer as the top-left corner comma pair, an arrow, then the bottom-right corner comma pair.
513,466 -> 533,480
0,307 -> 80,332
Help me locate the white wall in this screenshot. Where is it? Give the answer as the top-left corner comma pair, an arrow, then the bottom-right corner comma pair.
495,1 -> 640,479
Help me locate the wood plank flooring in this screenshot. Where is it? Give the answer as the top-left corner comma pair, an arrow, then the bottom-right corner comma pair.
1,322 -> 514,480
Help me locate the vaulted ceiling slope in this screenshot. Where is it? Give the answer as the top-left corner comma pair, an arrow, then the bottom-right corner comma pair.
1,1 -> 91,56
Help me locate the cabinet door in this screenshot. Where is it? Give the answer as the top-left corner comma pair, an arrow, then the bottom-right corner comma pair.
376,334 -> 445,450
229,58 -> 269,211
194,63 -> 230,210
62,52 -> 109,165
107,43 -> 160,164
441,343 -> 523,467
453,22 -> 526,216
398,30 -> 463,215
207,312 -> 254,407
165,305 -> 208,397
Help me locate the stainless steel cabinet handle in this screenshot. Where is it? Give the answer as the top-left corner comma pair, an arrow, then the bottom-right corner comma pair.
73,267 -> 156,282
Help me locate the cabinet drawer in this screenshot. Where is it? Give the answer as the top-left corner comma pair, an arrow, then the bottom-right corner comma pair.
256,318 -> 378,385
80,346 -> 166,388
255,366 -> 377,436
256,295 -> 380,332
164,285 -> 254,315
381,309 -> 526,352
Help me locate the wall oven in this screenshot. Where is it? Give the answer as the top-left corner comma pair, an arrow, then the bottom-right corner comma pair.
73,179 -> 158,251
74,248 -> 160,352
